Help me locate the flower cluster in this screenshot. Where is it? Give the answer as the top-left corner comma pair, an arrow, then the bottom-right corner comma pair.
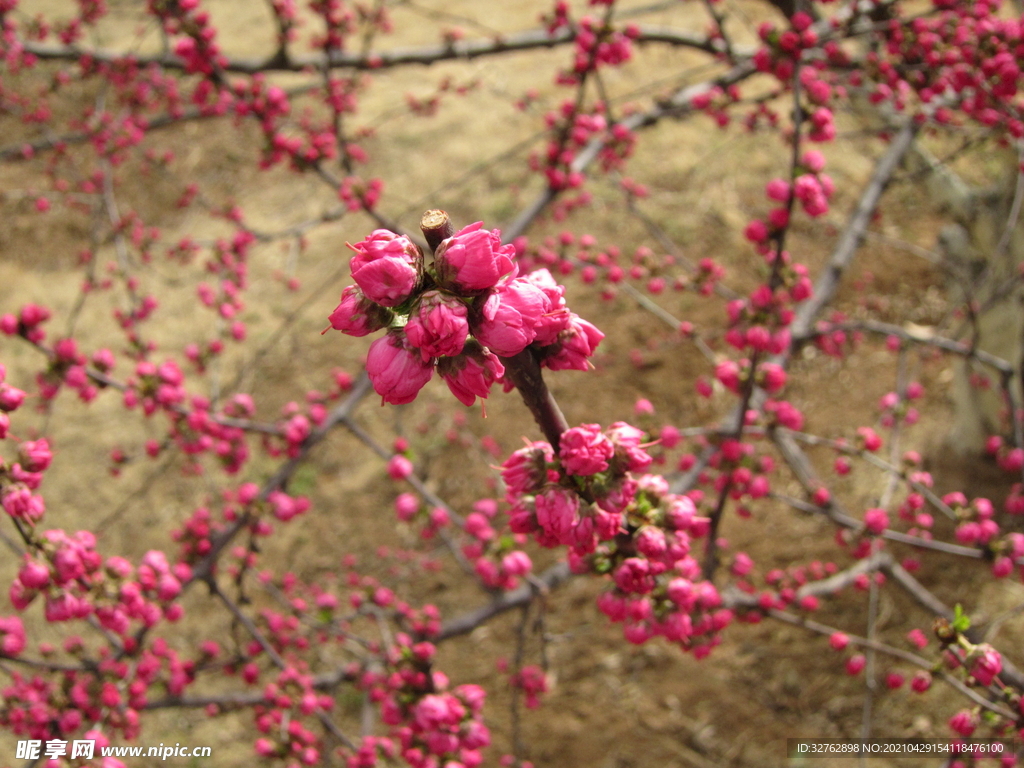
326,222 -> 603,406
508,664 -> 549,709
358,633 -> 490,768
501,423 -> 730,653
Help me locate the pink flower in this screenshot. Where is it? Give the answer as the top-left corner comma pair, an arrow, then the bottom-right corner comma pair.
559,423 -> 614,476
19,438 -> 52,472
607,421 -> 652,472
715,360 -> 742,392
802,149 -> 826,173
157,573 -> 182,601
731,551 -> 754,576
438,343 -> 505,406
540,313 -> 604,371
0,384 -> 26,412
327,285 -> 392,336
759,362 -> 786,393
857,426 -> 882,452
434,221 -> 515,292
395,492 -> 419,521
614,557 -> 655,594
413,693 -> 453,730
456,683 -> 487,714
863,507 -> 888,535
2,486 -> 45,522
18,560 -> 50,590
948,709 -> 978,737
906,628 -> 928,649
501,441 -> 556,500
970,644 -> 1002,686
522,268 -> 571,345
0,616 -> 26,656
636,527 -> 667,559
347,230 -> 422,307
405,291 -> 469,358
885,671 -> 904,689
366,333 -> 435,405
829,632 -> 849,651
472,278 -> 546,357
534,487 -> 579,543
501,550 -> 532,577
387,455 -> 413,480
845,654 -> 866,675
634,398 -> 654,415
910,671 -> 931,693
45,592 -> 90,622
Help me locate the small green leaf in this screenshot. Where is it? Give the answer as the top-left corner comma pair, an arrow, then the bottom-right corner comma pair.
952,603 -> 971,633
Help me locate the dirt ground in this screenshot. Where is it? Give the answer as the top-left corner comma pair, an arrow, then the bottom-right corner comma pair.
2,1 -> 1023,767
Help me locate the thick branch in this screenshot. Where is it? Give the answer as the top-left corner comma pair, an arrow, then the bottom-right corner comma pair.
500,349 -> 569,451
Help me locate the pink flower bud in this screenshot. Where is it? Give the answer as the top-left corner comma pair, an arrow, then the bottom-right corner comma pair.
0,616 -> 26,656
501,550 -> 533,577
435,221 -> 515,292
18,560 -> 50,590
857,427 -> 882,452
636,527 -> 667,559
845,654 -> 866,675
970,644 -> 1002,686
157,573 -> 182,601
501,441 -> 555,500
559,423 -> 614,476
19,439 -> 52,472
715,360 -> 742,393
387,455 -> 413,480
413,693 -> 451,730
347,230 -> 422,307
395,492 -> 419,521
405,291 -> 469,358
759,362 -> 786,393
541,313 -> 604,371
906,628 -> 928,649
1,489 -> 45,528
910,671 -> 931,693
0,384 -> 26,412
948,709 -> 977,737
993,556 -> 1013,578
614,557 -> 655,594
731,551 -> 754,576
534,487 -> 579,543
863,507 -> 888,535
829,632 -> 849,651
522,268 -> 571,345
473,278 -> 546,357
765,178 -> 790,201
366,333 -> 435,405
327,285 -> 392,336
438,342 -> 505,407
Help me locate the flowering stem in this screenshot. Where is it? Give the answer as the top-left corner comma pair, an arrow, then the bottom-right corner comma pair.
500,349 -> 569,451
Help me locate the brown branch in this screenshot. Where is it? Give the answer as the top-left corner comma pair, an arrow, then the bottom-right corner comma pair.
20,25 -> 723,75
434,562 -> 572,642
499,348 -> 569,451
789,119 -> 919,341
184,372 -> 374,588
766,609 -> 1018,720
